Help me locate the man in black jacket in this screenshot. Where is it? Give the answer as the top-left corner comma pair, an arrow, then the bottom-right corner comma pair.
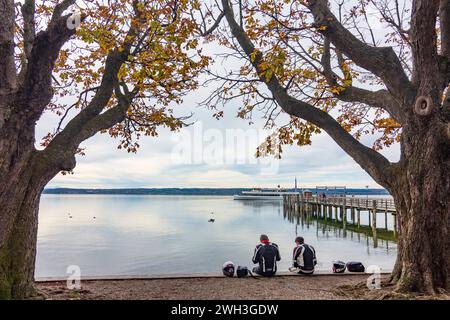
252,234 -> 281,277
291,236 -> 317,275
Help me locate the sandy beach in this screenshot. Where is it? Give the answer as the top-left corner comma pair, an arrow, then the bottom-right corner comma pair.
36,274 -> 376,300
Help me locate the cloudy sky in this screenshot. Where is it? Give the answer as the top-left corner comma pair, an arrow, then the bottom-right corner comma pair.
36,3 -> 401,190
36,82 -> 400,189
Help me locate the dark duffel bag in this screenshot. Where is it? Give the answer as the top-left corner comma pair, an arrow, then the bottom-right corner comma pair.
237,266 -> 249,278
346,261 -> 365,272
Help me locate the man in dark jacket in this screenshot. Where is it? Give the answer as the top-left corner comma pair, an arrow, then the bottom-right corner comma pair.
252,234 -> 281,277
291,236 -> 317,275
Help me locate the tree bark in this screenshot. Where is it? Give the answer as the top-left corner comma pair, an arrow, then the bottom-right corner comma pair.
0,118 -> 59,299
389,116 -> 450,293
0,179 -> 42,299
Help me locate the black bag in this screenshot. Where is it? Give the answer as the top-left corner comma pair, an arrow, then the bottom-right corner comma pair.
237,266 -> 249,278
346,261 -> 365,272
332,260 -> 346,273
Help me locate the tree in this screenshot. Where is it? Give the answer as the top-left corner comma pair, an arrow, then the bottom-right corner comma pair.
199,0 -> 449,293
0,0 -> 207,299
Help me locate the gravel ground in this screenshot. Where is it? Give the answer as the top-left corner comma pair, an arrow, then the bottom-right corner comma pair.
36,275 -> 374,300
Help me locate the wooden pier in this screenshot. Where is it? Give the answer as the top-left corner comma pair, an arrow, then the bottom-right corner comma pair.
283,194 -> 397,247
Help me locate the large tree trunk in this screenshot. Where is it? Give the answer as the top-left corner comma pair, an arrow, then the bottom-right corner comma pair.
0,117 -> 57,299
389,116 -> 450,294
0,180 -> 42,299
0,159 -> 58,299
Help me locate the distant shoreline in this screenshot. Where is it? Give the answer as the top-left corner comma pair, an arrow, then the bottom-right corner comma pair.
43,187 -> 390,196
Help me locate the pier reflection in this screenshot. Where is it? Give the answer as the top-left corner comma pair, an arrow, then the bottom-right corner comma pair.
283,196 -> 397,249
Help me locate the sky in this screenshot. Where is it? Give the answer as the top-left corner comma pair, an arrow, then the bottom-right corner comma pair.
36,81 -> 401,189
36,2 -> 402,190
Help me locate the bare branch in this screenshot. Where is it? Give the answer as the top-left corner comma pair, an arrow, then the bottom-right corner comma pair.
200,10 -> 225,36
320,38 -> 402,122
307,0 -> 414,107
55,86 -> 100,133
372,0 -> 410,45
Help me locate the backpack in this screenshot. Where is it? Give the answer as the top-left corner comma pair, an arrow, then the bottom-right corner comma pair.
346,261 -> 365,272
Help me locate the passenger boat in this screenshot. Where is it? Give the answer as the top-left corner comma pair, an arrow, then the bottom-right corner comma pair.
233,188 -> 299,200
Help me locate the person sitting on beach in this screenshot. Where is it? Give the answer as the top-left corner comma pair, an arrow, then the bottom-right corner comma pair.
290,236 -> 317,275
252,234 -> 281,277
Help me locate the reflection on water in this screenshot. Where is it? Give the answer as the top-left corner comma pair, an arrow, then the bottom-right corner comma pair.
36,195 -> 397,278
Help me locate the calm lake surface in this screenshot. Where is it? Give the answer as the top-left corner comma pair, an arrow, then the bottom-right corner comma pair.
36,195 -> 397,278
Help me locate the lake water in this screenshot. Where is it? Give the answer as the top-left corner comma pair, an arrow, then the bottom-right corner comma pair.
36,195 -> 397,278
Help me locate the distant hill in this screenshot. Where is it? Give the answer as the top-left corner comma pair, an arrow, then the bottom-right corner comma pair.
43,188 -> 390,196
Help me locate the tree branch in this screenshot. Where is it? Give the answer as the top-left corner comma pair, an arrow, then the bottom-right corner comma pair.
337,87 -> 402,120
410,0 -> 441,98
307,0 -> 414,107
38,95 -> 132,172
17,0 -> 36,84
372,0 -> 411,45
220,0 -> 393,187
37,0 -> 147,171
21,0 -> 35,61
41,49 -> 128,168
0,0 -> 17,92
441,0 -> 450,59
16,11 -> 83,119
320,38 -> 402,122
201,11 -> 225,36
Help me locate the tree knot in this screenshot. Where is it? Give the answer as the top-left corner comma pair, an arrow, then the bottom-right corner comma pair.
414,96 -> 434,116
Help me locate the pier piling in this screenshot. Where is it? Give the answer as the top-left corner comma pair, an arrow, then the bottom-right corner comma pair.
282,194 -> 397,247
371,200 -> 378,248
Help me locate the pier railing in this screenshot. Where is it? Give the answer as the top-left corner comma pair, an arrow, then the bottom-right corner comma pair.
283,195 -> 396,212
305,197 -> 396,212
